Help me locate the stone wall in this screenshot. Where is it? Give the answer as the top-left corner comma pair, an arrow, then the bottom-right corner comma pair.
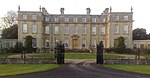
0,58 -> 56,64
104,58 -> 150,64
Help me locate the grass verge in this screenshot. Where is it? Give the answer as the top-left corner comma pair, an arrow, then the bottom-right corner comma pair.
103,64 -> 150,75
0,53 -> 18,58
0,64 -> 60,76
28,53 -> 125,59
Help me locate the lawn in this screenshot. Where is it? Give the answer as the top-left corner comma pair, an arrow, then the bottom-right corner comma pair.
141,54 -> 150,59
0,53 -> 18,58
28,53 -> 55,58
0,64 -> 60,76
103,64 -> 150,75
28,53 -> 125,59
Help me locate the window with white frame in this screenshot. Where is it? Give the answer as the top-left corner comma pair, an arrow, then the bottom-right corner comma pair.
45,16 -> 49,22
23,15 -> 27,19
22,24 -> 27,33
64,26 -> 69,34
32,15 -> 37,19
114,15 -> 119,21
32,38 -> 37,48
73,17 -> 78,22
32,24 -> 37,33
124,39 -> 127,47
114,24 -> 119,34
82,26 -> 86,34
54,26 -> 59,34
124,16 -> 128,20
54,17 -> 58,22
101,26 -> 105,35
92,39 -> 96,48
123,25 -> 128,34
45,26 -> 50,34
74,26 -> 78,34
45,40 -> 49,48
65,17 -> 69,22
92,18 -> 96,22
64,39 -> 69,48
82,39 -> 86,48
92,26 -> 96,34
82,18 -> 86,22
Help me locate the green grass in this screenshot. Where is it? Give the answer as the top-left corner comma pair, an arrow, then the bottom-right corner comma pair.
0,64 -> 60,76
0,53 -> 18,58
28,53 -> 125,59
141,54 -> 150,59
103,64 -> 150,75
28,53 -> 55,58
65,53 -> 125,59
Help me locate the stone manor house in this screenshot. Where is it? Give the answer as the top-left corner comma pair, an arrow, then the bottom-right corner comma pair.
18,7 -> 133,52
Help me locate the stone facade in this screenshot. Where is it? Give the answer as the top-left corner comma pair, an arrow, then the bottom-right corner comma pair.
18,7 -> 133,52
133,40 -> 150,49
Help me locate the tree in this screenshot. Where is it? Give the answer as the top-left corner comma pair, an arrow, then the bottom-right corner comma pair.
117,36 -> 126,49
14,42 -> 24,53
1,24 -> 18,39
112,36 -> 126,54
133,28 -> 147,40
24,35 -> 33,53
0,10 -> 17,28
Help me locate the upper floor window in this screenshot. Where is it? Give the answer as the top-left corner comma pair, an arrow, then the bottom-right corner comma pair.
92,18 -> 96,22
45,16 -> 49,22
54,26 -> 59,34
45,26 -> 50,34
114,15 -> 119,21
54,17 -> 58,22
73,17 -> 78,22
65,17 -> 69,22
124,16 -> 128,20
114,24 -> 119,34
82,26 -> 86,34
74,26 -> 78,35
82,18 -> 86,22
64,26 -> 69,34
23,15 -> 27,19
101,26 -> 105,35
32,15 -> 37,19
92,26 -> 96,34
32,24 -> 37,33
123,25 -> 128,34
22,24 -> 27,33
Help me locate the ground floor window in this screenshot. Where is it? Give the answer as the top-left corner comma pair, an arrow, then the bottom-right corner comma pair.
64,39 -> 69,48
32,38 -> 37,48
82,39 -> 86,48
45,40 -> 49,48
92,39 -> 96,48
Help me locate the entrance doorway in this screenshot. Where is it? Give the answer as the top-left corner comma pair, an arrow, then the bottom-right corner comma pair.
71,35 -> 79,49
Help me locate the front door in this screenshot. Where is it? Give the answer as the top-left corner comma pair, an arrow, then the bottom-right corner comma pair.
72,39 -> 78,49
71,35 -> 80,49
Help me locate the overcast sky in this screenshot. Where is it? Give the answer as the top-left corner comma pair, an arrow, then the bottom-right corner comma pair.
0,0 -> 149,33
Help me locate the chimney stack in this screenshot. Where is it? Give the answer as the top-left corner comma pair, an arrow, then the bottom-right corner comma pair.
60,8 -> 65,14
86,8 -> 91,15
